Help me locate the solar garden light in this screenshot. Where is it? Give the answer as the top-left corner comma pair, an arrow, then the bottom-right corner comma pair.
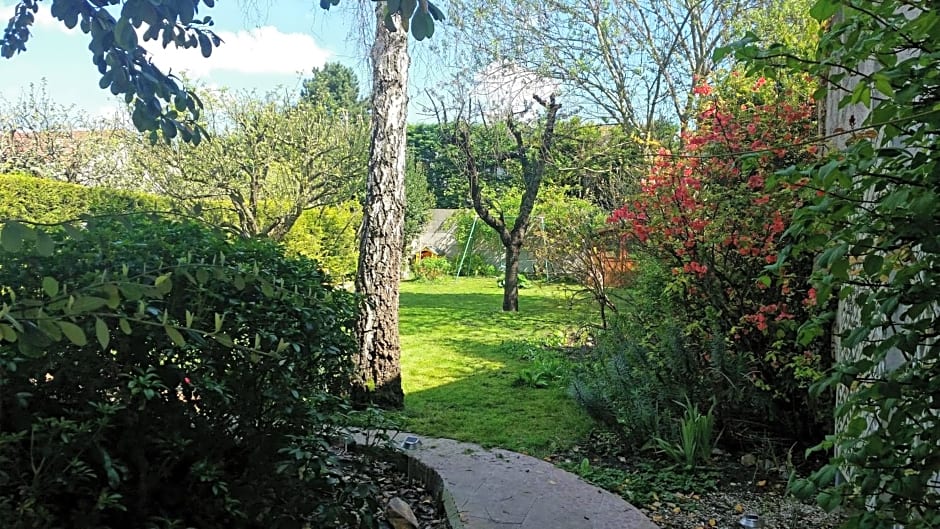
738,513 -> 763,528
401,436 -> 421,450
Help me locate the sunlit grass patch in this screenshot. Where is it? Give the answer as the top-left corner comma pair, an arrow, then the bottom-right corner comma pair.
397,277 -> 595,455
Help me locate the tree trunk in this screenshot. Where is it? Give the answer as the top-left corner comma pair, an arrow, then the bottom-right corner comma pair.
502,240 -> 522,311
352,5 -> 409,409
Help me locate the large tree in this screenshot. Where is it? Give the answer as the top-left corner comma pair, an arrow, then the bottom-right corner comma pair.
350,3 -> 410,408
131,90 -> 368,240
452,95 -> 562,311
320,0 -> 443,409
300,61 -> 368,117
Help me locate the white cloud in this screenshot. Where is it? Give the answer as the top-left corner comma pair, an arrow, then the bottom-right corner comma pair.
145,26 -> 331,78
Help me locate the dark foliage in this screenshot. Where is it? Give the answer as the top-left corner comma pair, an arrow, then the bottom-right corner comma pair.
0,215 -> 377,528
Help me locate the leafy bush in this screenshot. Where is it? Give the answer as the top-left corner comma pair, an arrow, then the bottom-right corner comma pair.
563,457 -> 720,507
732,1 -> 940,525
447,208 -> 503,259
571,257 -> 776,450
2,173 -> 363,283
0,215 -> 376,529
282,200 -> 362,280
497,273 -> 529,289
570,335 -> 680,449
512,345 -> 569,389
413,255 -> 452,281
606,74 -> 830,445
403,156 -> 435,253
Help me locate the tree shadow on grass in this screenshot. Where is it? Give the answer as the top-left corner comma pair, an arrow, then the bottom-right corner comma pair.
397,331 -> 594,455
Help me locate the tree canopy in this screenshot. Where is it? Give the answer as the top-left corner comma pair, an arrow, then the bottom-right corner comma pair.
301,62 -> 367,116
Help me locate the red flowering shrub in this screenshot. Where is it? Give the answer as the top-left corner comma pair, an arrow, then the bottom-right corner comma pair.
609,75 -> 830,442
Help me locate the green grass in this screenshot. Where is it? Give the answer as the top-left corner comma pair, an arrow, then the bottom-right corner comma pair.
397,277 -> 595,455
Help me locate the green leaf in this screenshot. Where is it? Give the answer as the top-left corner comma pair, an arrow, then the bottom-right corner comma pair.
198,32 -> 212,58
114,16 -> 138,50
872,73 -> 894,98
119,318 -> 132,335
100,448 -> 121,488
850,80 -> 872,108
809,0 -> 839,22
1,221 -> 31,253
412,10 -> 433,40
427,1 -> 445,21
36,230 -> 55,257
58,321 -> 88,346
0,323 -> 17,343
862,254 -> 884,277
102,284 -> 121,309
70,296 -> 109,313
816,490 -> 842,513
260,281 -> 275,298
95,317 -> 110,350
42,277 -> 60,297
400,0 -> 417,31
831,257 -> 850,280
165,325 -> 186,347
384,12 -> 397,32
119,283 -> 143,301
62,222 -> 84,241
213,333 -> 233,347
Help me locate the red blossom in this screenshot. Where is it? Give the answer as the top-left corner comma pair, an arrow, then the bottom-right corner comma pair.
803,288 -> 818,307
692,83 -> 713,96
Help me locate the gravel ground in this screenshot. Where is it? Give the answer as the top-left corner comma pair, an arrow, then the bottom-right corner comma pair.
640,482 -> 843,529
546,435 -> 843,529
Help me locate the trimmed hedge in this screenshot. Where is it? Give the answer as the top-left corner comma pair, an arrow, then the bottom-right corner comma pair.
1,173 -> 361,279
0,172 -> 169,223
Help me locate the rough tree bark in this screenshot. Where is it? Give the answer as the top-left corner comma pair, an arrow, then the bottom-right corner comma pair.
352,4 -> 409,408
456,95 -> 561,311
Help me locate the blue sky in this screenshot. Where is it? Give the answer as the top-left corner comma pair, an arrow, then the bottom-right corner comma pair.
0,1 -> 453,121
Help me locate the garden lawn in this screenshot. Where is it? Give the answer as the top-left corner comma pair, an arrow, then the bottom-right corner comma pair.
397,277 -> 595,456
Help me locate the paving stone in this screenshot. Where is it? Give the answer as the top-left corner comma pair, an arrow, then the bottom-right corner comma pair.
379,433 -> 660,529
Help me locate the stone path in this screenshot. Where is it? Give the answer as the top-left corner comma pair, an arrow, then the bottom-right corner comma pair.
360,431 -> 660,529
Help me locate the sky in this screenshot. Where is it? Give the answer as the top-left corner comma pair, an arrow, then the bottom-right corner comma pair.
0,1 -> 457,122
